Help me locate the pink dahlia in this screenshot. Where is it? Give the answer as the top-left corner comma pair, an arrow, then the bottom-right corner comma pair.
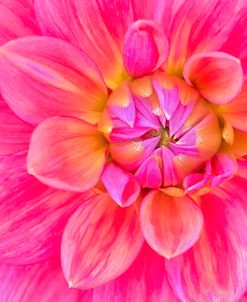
1,0 -> 247,301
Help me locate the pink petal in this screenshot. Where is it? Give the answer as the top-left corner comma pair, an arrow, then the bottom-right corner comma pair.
183,173 -> 209,194
0,97 -> 33,156
107,83 -> 136,128
153,81 -> 179,120
0,37 -> 107,125
92,243 -> 179,302
221,6 -> 247,77
0,152 -> 93,265
61,193 -> 144,289
27,116 -> 108,192
0,0 -> 39,46
183,51 -> 244,104
34,0 -> 132,88
161,146 -> 180,187
101,163 -> 141,207
140,190 -> 203,258
123,20 -> 168,77
220,82 -> 247,131
110,136 -> 160,171
206,151 -> 237,187
0,258 -> 79,302
166,188 -> 247,301
241,294 -> 247,302
135,149 -> 162,189
165,0 -> 244,74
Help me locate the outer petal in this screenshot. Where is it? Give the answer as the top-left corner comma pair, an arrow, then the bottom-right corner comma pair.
0,152 -> 93,265
123,20 -> 168,77
91,243 -> 179,302
101,163 -> 141,207
27,116 -> 108,192
140,190 -> 203,258
0,97 -> 33,156
0,37 -> 107,125
34,0 -> 133,88
221,5 -> 247,76
166,188 -> 247,302
165,0 -> 245,75
0,0 -> 39,46
183,52 -> 244,104
61,193 -> 144,289
0,258 -> 79,302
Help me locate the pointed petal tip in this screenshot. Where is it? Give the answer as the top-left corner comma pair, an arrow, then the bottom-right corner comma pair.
68,279 -> 77,289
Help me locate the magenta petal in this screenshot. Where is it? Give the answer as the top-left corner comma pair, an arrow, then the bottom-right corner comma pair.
0,152 -> 93,265
140,191 -> 203,259
123,20 -> 169,77
0,0 -> 39,46
61,193 -> 144,289
140,190 -> 203,258
0,258 -> 79,302
0,97 -> 33,156
92,243 -> 179,302
206,151 -> 237,187
221,6 -> 247,76
102,163 -> 141,207
184,51 -> 244,104
0,36 -> 107,125
166,188 -> 247,301
135,150 -> 162,189
27,116 -> 107,192
34,0 -> 132,88
183,173 -> 209,194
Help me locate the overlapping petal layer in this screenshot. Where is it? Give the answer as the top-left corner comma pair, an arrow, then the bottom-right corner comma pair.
140,190 -> 203,258
166,187 -> 247,301
61,193 -> 144,289
0,0 -> 39,46
0,258 -> 79,302
0,152 -> 94,265
90,244 -> 179,302
0,37 -> 107,125
27,117 -> 108,192
0,97 -> 33,156
0,0 -> 247,301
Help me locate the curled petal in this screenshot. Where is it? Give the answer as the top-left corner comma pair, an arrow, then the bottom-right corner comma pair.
61,193 -> 144,289
0,37 -> 107,125
206,150 -> 237,187
135,150 -> 162,189
140,190 -> 203,258
107,83 -> 136,128
183,173 -> 209,194
184,51 -> 243,104
101,163 -> 141,207
27,117 -> 108,192
123,20 -> 169,77
110,136 -> 160,171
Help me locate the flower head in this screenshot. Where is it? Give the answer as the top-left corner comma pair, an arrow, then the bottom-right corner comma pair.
1,0 -> 247,301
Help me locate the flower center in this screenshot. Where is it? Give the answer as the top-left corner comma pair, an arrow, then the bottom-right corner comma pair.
99,72 -> 229,193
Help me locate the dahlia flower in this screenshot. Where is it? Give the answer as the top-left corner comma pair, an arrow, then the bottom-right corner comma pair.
1,0 -> 247,301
